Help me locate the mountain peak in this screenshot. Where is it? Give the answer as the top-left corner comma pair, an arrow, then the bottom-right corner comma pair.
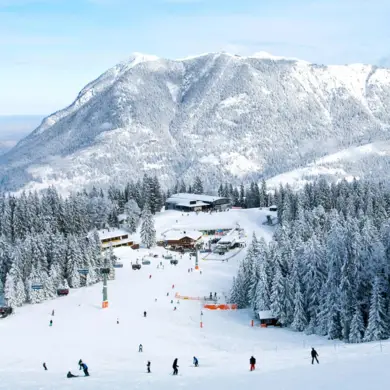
120,52 -> 160,68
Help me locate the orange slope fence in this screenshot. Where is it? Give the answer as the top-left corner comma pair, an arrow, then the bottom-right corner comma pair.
203,304 -> 237,310
175,292 -> 202,300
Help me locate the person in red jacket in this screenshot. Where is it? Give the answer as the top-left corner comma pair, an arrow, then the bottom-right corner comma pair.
249,356 -> 256,371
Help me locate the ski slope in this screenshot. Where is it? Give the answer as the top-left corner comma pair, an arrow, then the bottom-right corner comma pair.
1,209 -> 390,389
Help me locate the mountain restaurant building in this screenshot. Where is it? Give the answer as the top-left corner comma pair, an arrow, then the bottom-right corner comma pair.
165,193 -> 231,212
161,230 -> 203,249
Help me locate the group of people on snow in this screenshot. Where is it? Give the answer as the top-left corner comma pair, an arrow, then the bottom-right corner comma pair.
66,359 -> 89,378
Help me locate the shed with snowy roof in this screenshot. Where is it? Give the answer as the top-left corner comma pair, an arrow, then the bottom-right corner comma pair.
258,310 -> 280,328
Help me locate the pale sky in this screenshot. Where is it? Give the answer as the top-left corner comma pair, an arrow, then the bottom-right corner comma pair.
0,0 -> 389,116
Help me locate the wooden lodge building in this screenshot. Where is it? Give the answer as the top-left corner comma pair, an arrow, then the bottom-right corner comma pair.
160,230 -> 203,250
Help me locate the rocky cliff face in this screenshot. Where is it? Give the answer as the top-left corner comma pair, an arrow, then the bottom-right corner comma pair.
1,52 -> 390,193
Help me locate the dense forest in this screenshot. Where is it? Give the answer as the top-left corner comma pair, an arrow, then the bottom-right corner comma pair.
231,178 -> 390,343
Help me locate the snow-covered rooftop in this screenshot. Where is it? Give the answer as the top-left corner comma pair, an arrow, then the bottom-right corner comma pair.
258,310 -> 275,320
97,228 -> 130,240
167,193 -> 228,204
161,229 -> 203,241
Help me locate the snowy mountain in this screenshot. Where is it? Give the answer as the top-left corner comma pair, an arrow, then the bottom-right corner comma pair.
1,52 -> 390,193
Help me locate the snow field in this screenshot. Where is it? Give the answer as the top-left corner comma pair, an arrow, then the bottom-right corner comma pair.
1,209 -> 390,389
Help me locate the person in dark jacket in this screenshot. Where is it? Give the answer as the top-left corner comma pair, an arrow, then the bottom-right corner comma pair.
81,362 -> 89,376
78,359 -> 83,370
311,348 -> 319,364
67,371 -> 78,378
49,319 -> 53,326
43,362 -> 47,370
193,356 -> 198,367
147,361 -> 151,373
144,311 -> 147,317
172,358 -> 179,375
139,344 -> 143,352
250,356 -> 256,371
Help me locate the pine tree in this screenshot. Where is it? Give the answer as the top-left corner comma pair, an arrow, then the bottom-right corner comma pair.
270,261 -> 287,325
141,204 -> 156,249
192,177 -> 204,195
291,279 -> 307,331
364,276 -> 388,341
349,305 -> 365,343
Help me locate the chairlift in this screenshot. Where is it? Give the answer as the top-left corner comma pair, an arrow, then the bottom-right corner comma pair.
78,269 -> 89,275
31,284 -> 43,290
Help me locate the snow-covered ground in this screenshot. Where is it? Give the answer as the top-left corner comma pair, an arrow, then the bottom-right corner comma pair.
1,209 -> 390,389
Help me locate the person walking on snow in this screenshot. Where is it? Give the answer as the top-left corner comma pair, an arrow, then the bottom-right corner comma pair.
51,310 -> 55,316
149,274 -> 152,279
43,362 -> 47,371
78,359 -> 83,370
311,348 -> 319,364
147,361 -> 151,373
139,344 -> 143,352
144,311 -> 147,317
193,356 -> 199,367
172,358 -> 179,375
81,362 -> 89,376
49,319 -> 53,326
250,356 -> 256,371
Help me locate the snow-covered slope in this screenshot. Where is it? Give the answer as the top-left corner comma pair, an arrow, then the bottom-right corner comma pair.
1,52 -> 390,192
267,140 -> 390,190
1,209 -> 389,390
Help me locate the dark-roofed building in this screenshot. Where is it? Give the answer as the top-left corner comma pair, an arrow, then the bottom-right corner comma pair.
165,193 -> 231,212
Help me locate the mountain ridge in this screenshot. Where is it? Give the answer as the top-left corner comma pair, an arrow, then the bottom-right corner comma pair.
1,51 -> 390,193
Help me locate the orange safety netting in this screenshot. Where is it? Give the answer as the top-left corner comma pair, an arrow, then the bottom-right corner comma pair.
203,304 -> 237,310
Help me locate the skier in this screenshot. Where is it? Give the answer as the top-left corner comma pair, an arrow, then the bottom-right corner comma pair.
43,362 -> 47,371
200,270 -> 202,275
49,319 -> 53,326
67,371 -> 78,378
174,306 -> 177,311
167,292 -> 169,296
311,348 -> 319,364
172,358 -> 179,375
209,292 -> 212,300
144,311 -> 147,317
139,344 -> 143,352
51,309 -> 55,316
214,292 -> 217,299
147,361 -> 151,373
172,284 -> 175,289
149,274 -> 152,279
78,359 -> 83,370
193,356 -> 199,367
117,318 -> 119,324
249,356 -> 256,371
81,362 -> 89,376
